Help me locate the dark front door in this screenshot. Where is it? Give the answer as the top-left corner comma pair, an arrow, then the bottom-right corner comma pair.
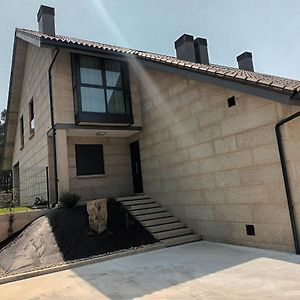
130,141 -> 143,193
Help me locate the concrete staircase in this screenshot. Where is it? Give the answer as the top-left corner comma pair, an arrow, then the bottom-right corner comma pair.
116,194 -> 201,247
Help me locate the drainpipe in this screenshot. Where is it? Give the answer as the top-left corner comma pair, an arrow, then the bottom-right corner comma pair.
275,110 -> 300,254
48,48 -> 60,207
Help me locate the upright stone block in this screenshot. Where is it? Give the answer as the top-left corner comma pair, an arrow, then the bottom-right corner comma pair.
87,199 -> 107,234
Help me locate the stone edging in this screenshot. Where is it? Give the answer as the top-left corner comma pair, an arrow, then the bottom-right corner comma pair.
0,242 -> 165,285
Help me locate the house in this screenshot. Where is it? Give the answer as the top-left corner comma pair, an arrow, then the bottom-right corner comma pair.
2,5 -> 300,253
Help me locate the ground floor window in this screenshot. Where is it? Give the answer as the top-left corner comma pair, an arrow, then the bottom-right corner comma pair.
75,144 -> 104,176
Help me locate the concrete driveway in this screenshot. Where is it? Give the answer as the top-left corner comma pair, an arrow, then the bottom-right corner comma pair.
1,241 -> 300,299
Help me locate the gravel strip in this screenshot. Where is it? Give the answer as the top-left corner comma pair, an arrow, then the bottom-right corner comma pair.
0,242 -> 164,284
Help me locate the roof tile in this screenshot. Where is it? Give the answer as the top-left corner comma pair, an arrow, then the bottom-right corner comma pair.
16,28 -> 300,97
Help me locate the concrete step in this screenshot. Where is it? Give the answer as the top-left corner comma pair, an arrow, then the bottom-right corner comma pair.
148,222 -> 186,234
154,228 -> 193,240
142,217 -> 178,227
130,207 -> 167,216
121,199 -> 155,206
118,194 -> 200,249
116,194 -> 150,202
136,212 -> 173,221
127,203 -> 161,211
161,234 -> 201,247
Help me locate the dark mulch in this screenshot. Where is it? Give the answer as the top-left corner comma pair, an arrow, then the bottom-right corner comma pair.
36,199 -> 156,261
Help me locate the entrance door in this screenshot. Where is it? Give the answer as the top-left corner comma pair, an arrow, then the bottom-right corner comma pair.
130,141 -> 144,193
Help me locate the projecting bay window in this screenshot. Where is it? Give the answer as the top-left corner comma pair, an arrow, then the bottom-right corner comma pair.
72,54 -> 133,124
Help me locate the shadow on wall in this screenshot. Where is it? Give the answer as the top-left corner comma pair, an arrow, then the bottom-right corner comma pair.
71,241 -> 300,299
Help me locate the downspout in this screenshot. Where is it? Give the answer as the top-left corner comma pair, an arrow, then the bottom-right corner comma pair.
275,110 -> 300,254
48,48 -> 60,207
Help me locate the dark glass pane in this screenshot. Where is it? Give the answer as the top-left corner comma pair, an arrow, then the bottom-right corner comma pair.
29,100 -> 34,121
107,89 -> 126,114
80,56 -> 103,85
75,144 -> 104,176
20,116 -> 24,147
105,60 -> 122,88
80,87 -> 106,113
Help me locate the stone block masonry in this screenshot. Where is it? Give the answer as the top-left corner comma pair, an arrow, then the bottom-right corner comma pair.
135,66 -> 300,252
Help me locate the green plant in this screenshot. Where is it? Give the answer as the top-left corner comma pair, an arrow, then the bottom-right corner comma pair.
33,196 -> 48,207
59,192 -> 81,208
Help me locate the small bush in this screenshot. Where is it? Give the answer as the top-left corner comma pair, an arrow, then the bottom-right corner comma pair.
60,192 -> 81,208
33,196 -> 48,207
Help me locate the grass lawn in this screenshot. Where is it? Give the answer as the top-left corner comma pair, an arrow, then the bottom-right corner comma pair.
0,207 -> 33,215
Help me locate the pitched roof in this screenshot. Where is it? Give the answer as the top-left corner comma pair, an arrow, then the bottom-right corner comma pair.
16,28 -> 300,98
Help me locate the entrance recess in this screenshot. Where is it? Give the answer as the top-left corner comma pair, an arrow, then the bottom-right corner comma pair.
130,141 -> 144,193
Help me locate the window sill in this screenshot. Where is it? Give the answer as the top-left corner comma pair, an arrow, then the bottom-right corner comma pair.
77,174 -> 106,179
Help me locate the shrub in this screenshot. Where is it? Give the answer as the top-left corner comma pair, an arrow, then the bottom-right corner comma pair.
33,196 -> 48,207
59,192 -> 81,208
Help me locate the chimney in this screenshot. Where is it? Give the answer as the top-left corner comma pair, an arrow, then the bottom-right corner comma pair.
194,37 -> 209,64
37,5 -> 55,36
174,34 -> 196,62
237,51 -> 254,71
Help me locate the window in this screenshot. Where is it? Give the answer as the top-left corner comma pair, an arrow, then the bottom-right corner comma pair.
75,144 -> 104,176
29,98 -> 35,135
72,54 -> 133,124
20,116 -> 24,149
246,224 -> 255,236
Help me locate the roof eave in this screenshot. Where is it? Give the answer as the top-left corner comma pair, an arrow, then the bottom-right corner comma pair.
16,30 -> 41,48
141,59 -> 296,105
40,37 -> 131,59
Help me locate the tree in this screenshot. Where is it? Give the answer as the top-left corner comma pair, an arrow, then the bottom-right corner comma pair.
0,109 -> 7,161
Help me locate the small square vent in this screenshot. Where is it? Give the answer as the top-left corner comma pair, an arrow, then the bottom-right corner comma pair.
246,224 -> 255,236
227,96 -> 236,107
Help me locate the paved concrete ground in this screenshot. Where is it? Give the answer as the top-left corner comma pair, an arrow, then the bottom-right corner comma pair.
1,241 -> 300,299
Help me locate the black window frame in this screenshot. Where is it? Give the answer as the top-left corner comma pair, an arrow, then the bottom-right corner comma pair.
71,54 -> 133,125
75,144 -> 105,176
20,115 -> 24,149
29,98 -> 35,135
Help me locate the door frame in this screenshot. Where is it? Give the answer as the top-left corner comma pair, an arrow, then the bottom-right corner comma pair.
130,140 -> 144,193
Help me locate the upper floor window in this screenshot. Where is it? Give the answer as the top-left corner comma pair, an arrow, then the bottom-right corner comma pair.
72,54 -> 133,124
29,98 -> 35,135
20,115 -> 24,149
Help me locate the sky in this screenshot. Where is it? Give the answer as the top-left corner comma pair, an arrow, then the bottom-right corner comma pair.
0,0 -> 300,111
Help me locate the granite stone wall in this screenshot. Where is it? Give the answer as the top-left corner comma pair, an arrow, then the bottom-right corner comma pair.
12,44 -> 53,206
135,67 -> 299,252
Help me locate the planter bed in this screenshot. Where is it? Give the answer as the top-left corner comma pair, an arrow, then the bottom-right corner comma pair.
0,200 -> 157,277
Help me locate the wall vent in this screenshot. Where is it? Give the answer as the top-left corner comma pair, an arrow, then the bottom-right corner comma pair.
246,224 -> 255,236
227,96 -> 236,107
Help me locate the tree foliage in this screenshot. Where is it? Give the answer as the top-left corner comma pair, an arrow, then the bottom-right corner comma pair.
0,109 -> 7,162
